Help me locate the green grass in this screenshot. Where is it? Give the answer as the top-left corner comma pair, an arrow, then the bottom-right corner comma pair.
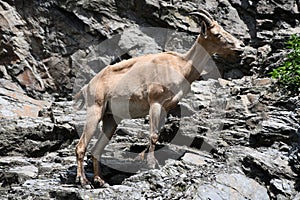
270,34 -> 300,94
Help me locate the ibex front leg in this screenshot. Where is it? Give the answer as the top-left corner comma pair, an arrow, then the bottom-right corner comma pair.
147,102 -> 166,168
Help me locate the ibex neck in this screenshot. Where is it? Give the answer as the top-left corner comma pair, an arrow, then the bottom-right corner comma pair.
182,39 -> 212,83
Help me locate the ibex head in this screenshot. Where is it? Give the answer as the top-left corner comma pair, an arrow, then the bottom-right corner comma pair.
191,10 -> 245,58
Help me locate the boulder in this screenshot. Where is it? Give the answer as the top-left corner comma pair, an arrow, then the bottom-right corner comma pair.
0,79 -> 49,118
195,173 -> 269,200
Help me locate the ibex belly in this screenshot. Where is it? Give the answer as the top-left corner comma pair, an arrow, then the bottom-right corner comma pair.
107,96 -> 150,119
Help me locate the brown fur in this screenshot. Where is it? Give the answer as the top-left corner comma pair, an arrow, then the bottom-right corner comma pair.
74,11 -> 245,187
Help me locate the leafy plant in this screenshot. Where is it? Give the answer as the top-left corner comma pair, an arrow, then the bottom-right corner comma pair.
270,34 -> 300,94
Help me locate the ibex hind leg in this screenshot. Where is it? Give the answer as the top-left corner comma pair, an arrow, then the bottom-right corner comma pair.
75,104 -> 104,188
91,114 -> 119,188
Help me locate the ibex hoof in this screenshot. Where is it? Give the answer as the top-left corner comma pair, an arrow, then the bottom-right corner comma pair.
94,176 -> 109,188
147,156 -> 158,169
76,176 -> 93,189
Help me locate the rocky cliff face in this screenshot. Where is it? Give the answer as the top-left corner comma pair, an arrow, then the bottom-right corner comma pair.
0,0 -> 299,199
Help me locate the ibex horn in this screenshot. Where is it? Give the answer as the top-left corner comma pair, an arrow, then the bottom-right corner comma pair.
198,9 -> 214,21
190,12 -> 213,28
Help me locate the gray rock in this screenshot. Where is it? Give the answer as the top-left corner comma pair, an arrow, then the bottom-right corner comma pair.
250,114 -> 299,147
270,178 -> 294,196
289,142 -> 300,174
194,174 -> 270,200
0,0 -> 300,199
0,79 -> 49,118
181,152 -> 212,166
194,173 -> 269,200
0,156 -> 31,166
9,165 -> 38,181
227,146 -> 297,181
118,27 -> 162,57
293,193 -> 300,200
224,69 -> 244,79
216,173 -> 269,199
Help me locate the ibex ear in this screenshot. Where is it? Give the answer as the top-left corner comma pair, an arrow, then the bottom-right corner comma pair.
200,21 -> 207,38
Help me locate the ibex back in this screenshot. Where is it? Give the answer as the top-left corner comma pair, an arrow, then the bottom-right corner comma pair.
74,9 -> 245,187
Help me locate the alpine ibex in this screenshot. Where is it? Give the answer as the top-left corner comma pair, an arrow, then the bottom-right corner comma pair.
74,9 -> 245,187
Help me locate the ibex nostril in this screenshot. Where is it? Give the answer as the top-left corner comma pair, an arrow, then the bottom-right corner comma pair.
240,42 -> 245,48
